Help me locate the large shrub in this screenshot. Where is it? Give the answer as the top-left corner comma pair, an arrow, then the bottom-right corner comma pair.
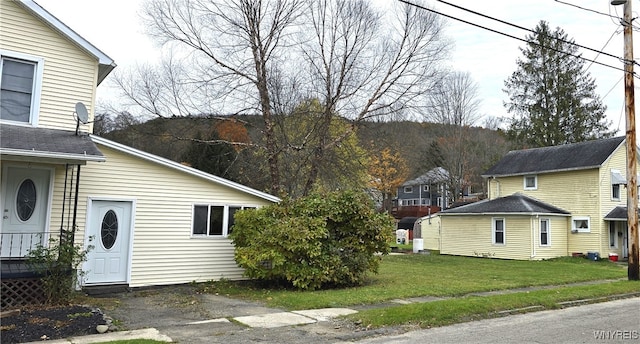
231,190 -> 394,290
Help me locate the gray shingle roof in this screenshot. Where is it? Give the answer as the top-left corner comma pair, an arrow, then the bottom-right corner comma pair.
0,125 -> 104,162
403,167 -> 449,186
604,206 -> 640,221
482,136 -> 625,177
440,193 -> 570,215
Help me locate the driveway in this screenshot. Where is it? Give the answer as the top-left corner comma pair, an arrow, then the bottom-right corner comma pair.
102,284 -> 409,344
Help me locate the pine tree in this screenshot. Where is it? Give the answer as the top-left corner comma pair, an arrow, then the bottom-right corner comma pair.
504,20 -> 613,147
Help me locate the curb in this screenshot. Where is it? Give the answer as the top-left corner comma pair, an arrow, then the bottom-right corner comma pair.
23,328 -> 173,344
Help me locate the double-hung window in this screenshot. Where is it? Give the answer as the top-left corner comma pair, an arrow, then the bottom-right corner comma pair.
492,218 -> 505,245
540,218 -> 550,246
0,51 -> 44,125
192,204 -> 254,237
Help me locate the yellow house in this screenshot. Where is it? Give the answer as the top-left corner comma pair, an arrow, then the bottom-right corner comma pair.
438,136 -> 635,261
0,0 -> 278,306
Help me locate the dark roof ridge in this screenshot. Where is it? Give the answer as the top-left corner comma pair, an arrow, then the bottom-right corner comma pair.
483,136 -> 625,177
441,192 -> 570,215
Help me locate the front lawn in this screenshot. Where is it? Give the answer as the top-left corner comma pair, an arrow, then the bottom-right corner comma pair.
200,254 -> 628,310
348,280 -> 640,328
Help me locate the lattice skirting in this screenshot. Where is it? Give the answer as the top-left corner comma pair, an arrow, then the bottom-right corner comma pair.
1,277 -> 46,309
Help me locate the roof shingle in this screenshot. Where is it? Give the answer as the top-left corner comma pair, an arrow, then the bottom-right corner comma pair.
482,136 -> 625,177
0,125 -> 104,162
440,193 -> 570,215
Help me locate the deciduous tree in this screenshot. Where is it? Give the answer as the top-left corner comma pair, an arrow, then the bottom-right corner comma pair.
114,0 -> 449,197
369,147 -> 409,212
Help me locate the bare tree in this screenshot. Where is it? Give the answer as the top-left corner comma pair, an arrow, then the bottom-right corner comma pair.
298,0 -> 449,195
113,0 -> 450,196
116,0 -> 305,195
427,71 -> 482,126
425,71 -> 483,202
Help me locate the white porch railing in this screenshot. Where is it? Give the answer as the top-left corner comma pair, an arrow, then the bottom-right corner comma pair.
0,232 -> 49,259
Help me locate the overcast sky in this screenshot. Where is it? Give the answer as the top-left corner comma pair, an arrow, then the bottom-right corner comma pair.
36,0 -> 636,134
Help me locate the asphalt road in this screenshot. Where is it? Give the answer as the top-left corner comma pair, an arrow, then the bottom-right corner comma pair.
350,297 -> 640,344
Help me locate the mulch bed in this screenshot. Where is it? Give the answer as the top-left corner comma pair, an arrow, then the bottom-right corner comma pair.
1,305 -> 106,343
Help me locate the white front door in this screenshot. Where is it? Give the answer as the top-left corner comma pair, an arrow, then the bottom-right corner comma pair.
1,166 -> 51,258
85,200 -> 132,285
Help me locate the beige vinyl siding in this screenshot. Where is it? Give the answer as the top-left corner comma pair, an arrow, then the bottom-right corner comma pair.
1,0 -> 97,132
532,216 -> 569,260
420,215 -> 440,251
494,170 -> 602,255
441,216 -> 532,260
597,144 -> 629,255
47,145 -> 273,287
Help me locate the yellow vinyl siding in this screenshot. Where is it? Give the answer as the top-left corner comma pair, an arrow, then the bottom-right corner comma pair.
494,170 -> 602,255
598,144 -> 629,255
75,145 -> 273,287
441,216 -> 532,260
1,0 -> 97,132
420,215 -> 440,251
533,216 -> 569,260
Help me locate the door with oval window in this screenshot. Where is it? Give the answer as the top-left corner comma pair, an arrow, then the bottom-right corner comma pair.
1,166 -> 51,258
85,200 -> 132,285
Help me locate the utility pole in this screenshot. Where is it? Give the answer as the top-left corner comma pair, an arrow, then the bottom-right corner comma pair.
617,0 -> 639,280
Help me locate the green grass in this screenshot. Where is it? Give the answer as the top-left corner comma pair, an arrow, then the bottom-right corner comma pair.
199,254 -> 628,309
347,280 -> 640,328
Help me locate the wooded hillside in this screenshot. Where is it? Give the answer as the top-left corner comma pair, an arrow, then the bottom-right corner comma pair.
99,114 -> 511,201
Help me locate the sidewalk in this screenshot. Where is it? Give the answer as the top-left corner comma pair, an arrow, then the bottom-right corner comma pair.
26,278 -> 639,344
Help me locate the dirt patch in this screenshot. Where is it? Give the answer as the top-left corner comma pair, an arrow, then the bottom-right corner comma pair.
1,305 -> 106,343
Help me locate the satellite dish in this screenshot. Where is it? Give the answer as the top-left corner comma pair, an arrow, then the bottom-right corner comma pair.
75,102 -> 89,124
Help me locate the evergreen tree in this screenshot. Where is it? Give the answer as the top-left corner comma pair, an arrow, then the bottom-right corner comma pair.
504,21 -> 613,147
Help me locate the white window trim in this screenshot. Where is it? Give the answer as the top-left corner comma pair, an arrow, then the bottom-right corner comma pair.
523,175 -> 537,190
404,186 -> 413,193
539,218 -> 551,247
191,204 -> 256,238
423,185 -> 430,192
572,216 -> 591,233
492,217 -> 506,245
611,184 -> 621,201
0,50 -> 44,127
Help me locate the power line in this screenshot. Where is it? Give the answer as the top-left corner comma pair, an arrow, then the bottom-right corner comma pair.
398,0 -> 632,76
434,0 -> 624,63
553,0 -> 618,20
585,28 -> 621,73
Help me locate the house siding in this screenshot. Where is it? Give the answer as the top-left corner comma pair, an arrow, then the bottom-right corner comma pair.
532,216 -> 570,260
1,0 -> 97,132
48,145 -> 273,287
441,216 -> 532,260
491,170 -> 602,255
598,144 -> 628,256
420,215 -> 440,251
